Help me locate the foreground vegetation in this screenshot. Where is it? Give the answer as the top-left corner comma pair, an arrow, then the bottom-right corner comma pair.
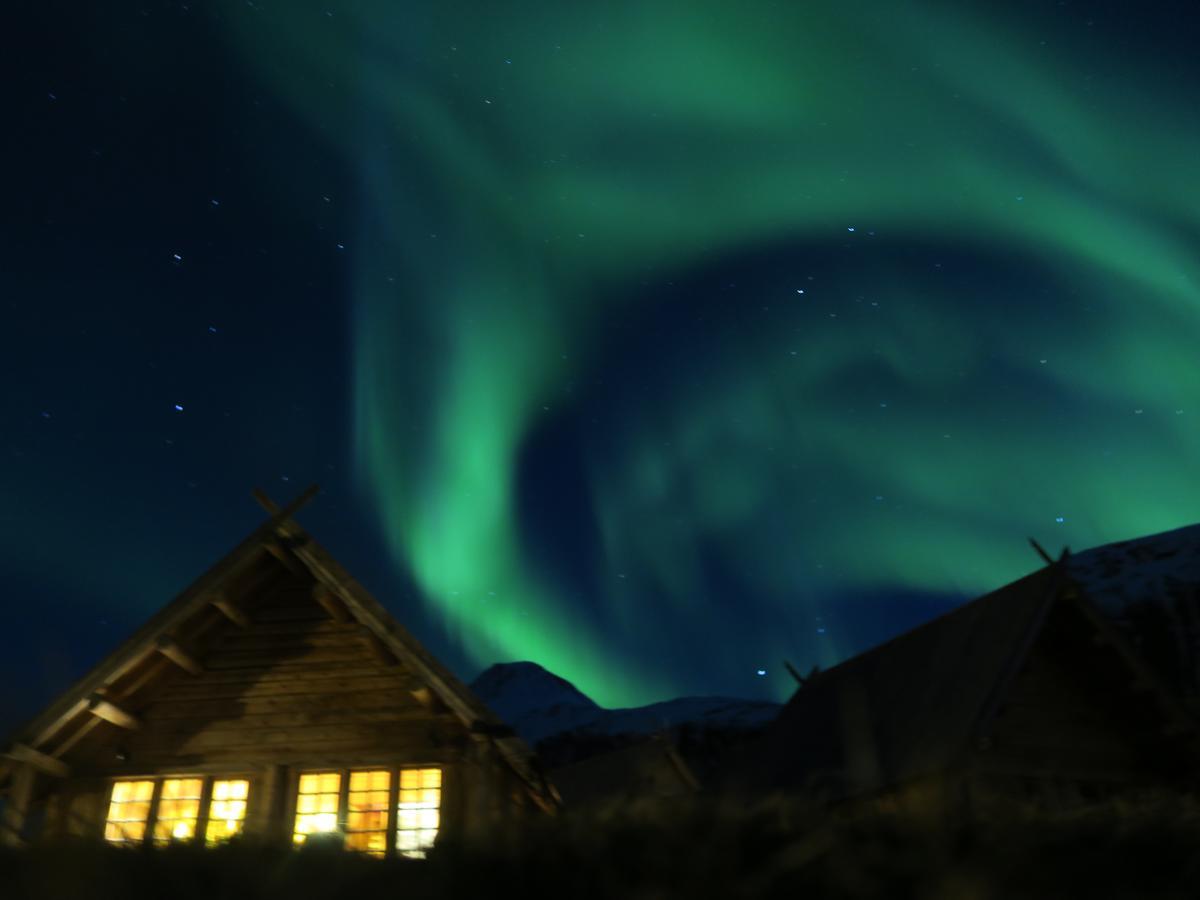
3,791 -> 1199,899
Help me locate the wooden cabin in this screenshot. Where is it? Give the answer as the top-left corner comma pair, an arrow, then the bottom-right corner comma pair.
722,553 -> 1200,819
0,486 -> 558,855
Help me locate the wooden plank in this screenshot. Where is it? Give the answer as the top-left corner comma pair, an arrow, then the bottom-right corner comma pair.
206,629 -> 356,653
125,720 -> 464,758
49,716 -> 102,758
203,618 -> 346,638
141,691 -> 427,722
313,585 -> 351,623
110,655 -> 174,701
142,706 -> 437,735
202,647 -> 373,672
153,659 -> 399,688
156,637 -> 203,675
88,697 -> 140,730
264,538 -> 305,576
152,673 -> 413,702
5,743 -> 70,777
211,592 -> 252,628
359,625 -> 398,666
154,662 -> 407,691
31,698 -> 90,750
86,745 -> 466,776
246,605 -> 328,624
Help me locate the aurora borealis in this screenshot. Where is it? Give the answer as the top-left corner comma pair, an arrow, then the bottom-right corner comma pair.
4,1 -> 1200,723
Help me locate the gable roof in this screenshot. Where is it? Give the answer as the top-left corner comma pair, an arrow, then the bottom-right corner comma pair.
1,486 -> 558,812
727,552 -> 1200,801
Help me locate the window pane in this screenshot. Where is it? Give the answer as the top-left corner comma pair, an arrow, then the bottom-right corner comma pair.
396,768 -> 440,858
205,780 -> 250,845
105,780 -> 156,845
154,779 -> 204,844
345,770 -> 389,858
293,772 -> 341,846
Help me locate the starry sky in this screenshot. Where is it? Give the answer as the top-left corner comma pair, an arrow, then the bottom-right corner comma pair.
5,0 -> 1200,731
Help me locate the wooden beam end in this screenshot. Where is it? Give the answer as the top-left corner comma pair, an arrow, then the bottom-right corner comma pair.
88,697 -> 140,730
5,743 -> 70,778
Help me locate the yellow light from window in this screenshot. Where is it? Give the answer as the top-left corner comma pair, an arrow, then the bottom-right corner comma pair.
105,780 -> 156,844
205,779 -> 250,845
396,768 -> 440,858
154,778 -> 203,844
345,770 -> 390,858
293,772 -> 342,845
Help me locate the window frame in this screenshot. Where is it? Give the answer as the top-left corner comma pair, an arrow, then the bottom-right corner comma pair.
288,764 -> 442,859
103,773 -> 254,848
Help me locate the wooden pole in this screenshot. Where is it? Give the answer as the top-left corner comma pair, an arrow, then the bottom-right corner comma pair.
1028,537 -> 1054,566
0,763 -> 35,846
783,660 -> 804,686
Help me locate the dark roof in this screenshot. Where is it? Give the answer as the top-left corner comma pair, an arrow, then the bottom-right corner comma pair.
725,555 -> 1199,801
549,734 -> 699,810
1,486 -> 557,811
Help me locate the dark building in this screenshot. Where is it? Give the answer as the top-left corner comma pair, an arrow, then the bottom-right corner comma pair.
723,554 -> 1200,818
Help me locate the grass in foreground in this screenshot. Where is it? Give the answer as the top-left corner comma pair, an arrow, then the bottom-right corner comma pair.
3,790 -> 1199,900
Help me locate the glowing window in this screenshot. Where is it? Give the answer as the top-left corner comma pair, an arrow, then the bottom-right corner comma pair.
345,770 -> 391,857
293,772 -> 342,844
153,778 -> 204,844
104,780 -> 155,844
205,779 -> 250,844
396,768 -> 440,858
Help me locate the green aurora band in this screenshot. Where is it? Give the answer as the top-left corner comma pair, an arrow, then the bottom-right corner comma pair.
222,2 -> 1200,705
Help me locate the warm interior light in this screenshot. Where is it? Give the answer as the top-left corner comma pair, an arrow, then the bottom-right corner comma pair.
345,770 -> 391,858
396,768 -> 441,858
104,780 -> 156,844
205,779 -> 250,844
154,778 -> 203,844
293,772 -> 342,845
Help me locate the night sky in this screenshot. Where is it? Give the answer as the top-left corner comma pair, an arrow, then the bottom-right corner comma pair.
6,1 -> 1200,730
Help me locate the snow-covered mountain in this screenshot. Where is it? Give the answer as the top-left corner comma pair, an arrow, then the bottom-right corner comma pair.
468,524 -> 1200,747
469,661 -> 782,744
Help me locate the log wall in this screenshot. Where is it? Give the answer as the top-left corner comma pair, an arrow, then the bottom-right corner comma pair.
35,576 -> 524,846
